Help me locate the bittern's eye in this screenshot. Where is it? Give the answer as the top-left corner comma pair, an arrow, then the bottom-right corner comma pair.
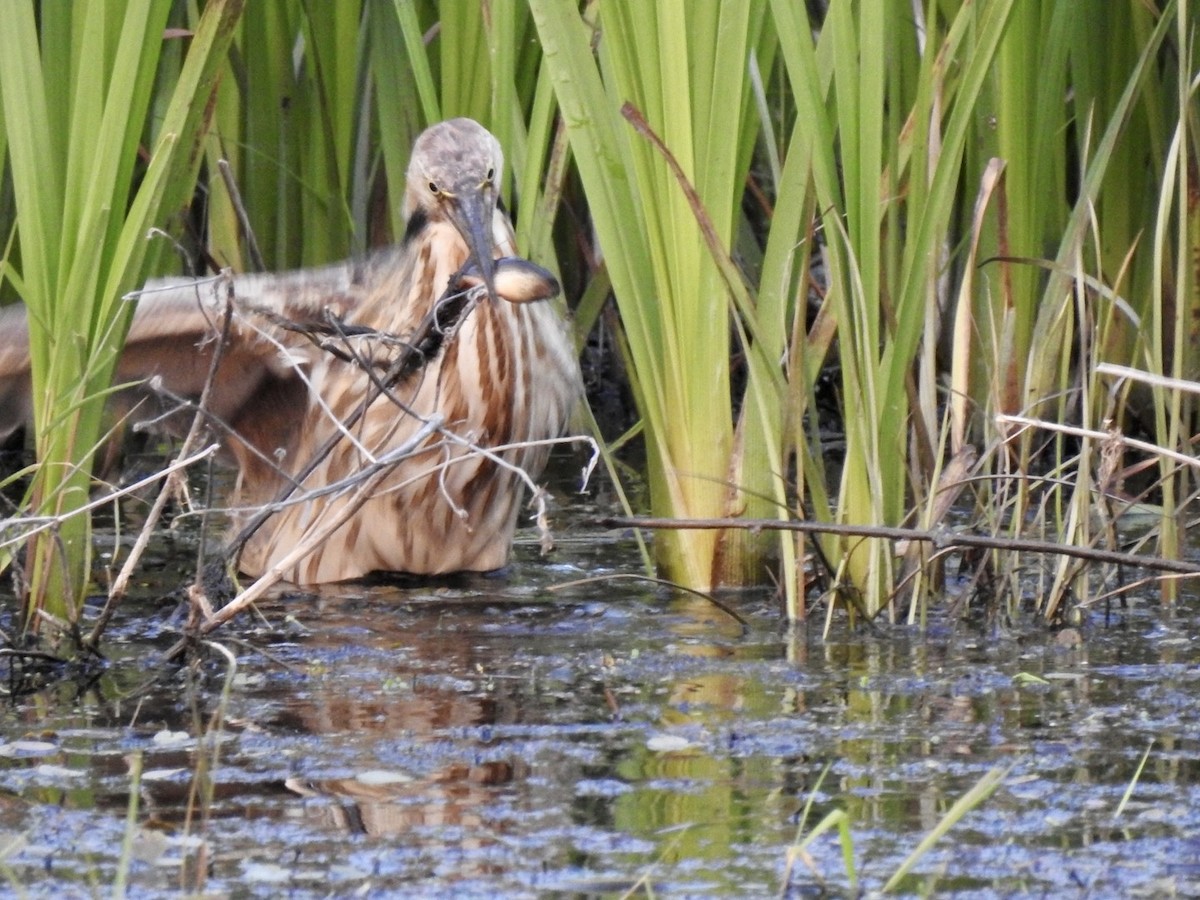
486,167 -> 495,182
428,181 -> 439,195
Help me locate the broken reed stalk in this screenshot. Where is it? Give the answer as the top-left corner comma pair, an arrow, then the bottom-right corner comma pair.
595,516 -> 1200,577
998,413 -> 1200,474
1095,362 -> 1200,396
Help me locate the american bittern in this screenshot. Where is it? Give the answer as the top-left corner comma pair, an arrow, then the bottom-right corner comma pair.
0,118 -> 581,584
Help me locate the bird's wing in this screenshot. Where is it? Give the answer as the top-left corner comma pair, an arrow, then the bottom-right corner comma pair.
0,259 -> 373,442
136,257 -> 372,349
0,304 -> 33,440
0,252 -> 556,446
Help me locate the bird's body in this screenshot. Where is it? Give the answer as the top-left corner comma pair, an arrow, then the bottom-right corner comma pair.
0,119 -> 580,584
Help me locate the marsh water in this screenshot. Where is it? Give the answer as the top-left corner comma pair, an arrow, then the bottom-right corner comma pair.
2,465 -> 1200,898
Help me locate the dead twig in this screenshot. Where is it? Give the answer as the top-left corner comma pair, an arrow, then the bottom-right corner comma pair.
88,274 -> 239,648
595,515 -> 1200,577
163,413 -> 448,663
216,159 -> 265,273
0,445 -> 219,553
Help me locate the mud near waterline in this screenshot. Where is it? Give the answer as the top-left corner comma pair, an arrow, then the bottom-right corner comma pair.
2,493 -> 1200,896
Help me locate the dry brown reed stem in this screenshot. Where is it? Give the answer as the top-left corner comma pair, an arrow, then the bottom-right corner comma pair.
997,413 -> 1200,473
88,278 -> 240,647
215,158 -> 265,273
596,516 -> 1200,577
0,445 -> 219,554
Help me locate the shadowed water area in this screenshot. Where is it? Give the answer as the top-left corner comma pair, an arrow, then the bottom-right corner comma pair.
2,465 -> 1200,897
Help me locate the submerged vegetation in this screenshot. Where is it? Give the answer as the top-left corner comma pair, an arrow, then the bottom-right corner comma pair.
0,0 -> 1197,650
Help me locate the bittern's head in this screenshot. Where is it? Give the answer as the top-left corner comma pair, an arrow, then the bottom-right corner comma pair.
404,118 -> 505,301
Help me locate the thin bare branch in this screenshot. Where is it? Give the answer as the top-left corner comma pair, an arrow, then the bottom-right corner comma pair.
88,277 -> 241,647
998,413 -> 1200,472
595,515 -> 1200,577
0,444 -> 220,552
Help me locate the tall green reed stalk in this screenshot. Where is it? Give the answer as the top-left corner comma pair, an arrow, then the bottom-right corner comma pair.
1135,0 -> 1195,606
2,0 -> 1193,636
0,0 -> 243,638
532,0 -> 1191,623
776,0 -> 1020,619
528,0 -> 1027,615
530,0 -> 799,600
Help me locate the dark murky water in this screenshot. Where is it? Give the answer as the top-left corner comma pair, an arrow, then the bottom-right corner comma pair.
2,471 -> 1200,897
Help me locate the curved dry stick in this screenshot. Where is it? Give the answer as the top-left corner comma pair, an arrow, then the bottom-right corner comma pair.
595,515 -> 1200,577
88,279 -> 241,647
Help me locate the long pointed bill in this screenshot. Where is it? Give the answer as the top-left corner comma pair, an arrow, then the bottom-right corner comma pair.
451,189 -> 498,304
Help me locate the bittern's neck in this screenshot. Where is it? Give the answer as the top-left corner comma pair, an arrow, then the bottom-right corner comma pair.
400,204 -> 516,275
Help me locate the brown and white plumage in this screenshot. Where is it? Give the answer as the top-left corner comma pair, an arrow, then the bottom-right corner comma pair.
0,118 -> 581,584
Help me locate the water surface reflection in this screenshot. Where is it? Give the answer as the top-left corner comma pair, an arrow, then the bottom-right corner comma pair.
2,529 -> 1199,897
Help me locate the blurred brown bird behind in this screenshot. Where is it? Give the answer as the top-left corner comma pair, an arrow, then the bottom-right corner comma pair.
0,118 -> 581,584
